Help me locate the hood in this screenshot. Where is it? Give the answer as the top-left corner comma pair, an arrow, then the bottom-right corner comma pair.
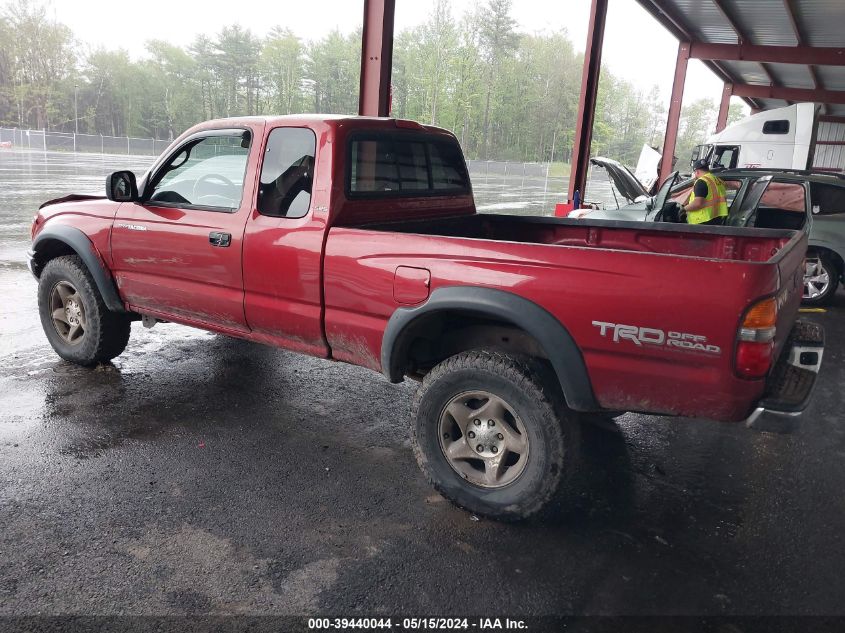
39,193 -> 105,209
590,156 -> 649,204
578,201 -> 650,222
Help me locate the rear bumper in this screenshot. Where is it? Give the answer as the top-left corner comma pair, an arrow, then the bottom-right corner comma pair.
746,320 -> 824,434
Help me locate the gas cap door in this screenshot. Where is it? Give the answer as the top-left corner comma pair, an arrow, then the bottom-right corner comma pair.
393,266 -> 431,305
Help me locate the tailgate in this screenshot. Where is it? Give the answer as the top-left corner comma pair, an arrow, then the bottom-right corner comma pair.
771,230 -> 808,362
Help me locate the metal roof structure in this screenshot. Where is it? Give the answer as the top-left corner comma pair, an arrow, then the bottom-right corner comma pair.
636,0 -> 845,118
353,0 -> 845,202
564,0 -> 845,199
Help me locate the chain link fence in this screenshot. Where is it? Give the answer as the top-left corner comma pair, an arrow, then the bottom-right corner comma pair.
0,127 -> 172,156
0,128 -> 613,216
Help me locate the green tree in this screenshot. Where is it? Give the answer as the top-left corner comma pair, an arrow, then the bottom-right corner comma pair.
2,0 -> 75,129
144,40 -> 202,138
727,101 -> 746,127
214,25 -> 261,117
477,0 -> 517,158
305,29 -> 360,115
675,97 -> 718,168
260,27 -> 304,115
83,49 -> 133,136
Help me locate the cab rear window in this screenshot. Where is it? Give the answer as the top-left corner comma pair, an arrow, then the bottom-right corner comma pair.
348,134 -> 469,197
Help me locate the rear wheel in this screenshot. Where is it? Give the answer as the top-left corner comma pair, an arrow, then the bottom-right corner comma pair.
803,252 -> 839,306
37,255 -> 131,365
411,350 -> 581,521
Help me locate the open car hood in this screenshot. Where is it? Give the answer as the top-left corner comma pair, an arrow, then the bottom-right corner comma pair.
590,156 -> 649,204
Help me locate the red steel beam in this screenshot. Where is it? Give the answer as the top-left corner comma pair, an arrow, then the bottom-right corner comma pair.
568,0 -> 608,204
716,83 -> 733,133
816,140 -> 845,146
820,115 -> 845,124
689,42 -> 845,66
660,42 -> 689,182
659,41 -> 690,183
358,0 -> 395,117
732,83 -> 845,105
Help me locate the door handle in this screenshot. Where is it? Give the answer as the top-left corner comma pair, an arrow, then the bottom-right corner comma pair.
209,231 -> 231,247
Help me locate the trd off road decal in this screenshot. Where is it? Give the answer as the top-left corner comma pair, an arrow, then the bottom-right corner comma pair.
592,321 -> 721,355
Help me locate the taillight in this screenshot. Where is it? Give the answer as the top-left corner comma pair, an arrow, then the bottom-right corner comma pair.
735,297 -> 777,379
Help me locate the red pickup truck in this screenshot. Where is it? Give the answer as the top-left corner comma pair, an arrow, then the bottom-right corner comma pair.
29,115 -> 824,520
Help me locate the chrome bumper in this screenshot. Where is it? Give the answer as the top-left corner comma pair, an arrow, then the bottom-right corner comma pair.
746,320 -> 824,434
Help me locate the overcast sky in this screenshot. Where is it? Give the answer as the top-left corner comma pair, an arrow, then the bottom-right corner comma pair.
49,0 -> 746,118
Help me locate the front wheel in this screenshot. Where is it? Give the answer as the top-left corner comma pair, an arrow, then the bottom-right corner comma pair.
37,255 -> 131,365
411,350 -> 580,521
803,252 -> 839,306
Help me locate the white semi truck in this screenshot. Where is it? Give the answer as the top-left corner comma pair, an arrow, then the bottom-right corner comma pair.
693,103 -> 845,174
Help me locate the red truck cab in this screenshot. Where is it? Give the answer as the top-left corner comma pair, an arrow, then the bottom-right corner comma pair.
29,115 -> 824,520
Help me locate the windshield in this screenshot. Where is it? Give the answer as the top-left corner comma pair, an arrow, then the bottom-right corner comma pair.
690,144 -> 713,170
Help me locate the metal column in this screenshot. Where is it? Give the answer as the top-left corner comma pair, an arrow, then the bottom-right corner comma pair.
659,41 -> 690,183
567,0 -> 608,204
358,0 -> 395,117
716,82 -> 733,133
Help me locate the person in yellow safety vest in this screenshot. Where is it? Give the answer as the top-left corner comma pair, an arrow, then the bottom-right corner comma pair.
681,158 -> 729,224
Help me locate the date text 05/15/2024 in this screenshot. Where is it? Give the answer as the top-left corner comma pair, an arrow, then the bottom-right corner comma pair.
307,617 -> 528,630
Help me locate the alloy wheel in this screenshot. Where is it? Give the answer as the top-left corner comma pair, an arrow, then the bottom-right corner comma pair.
438,390 -> 530,489
804,257 -> 831,300
49,280 -> 87,345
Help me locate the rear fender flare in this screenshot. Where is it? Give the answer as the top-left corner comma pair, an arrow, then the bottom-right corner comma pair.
30,225 -> 126,313
381,286 -> 598,411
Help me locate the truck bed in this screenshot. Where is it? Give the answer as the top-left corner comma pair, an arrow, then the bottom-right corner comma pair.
359,213 -> 798,264
324,213 -> 807,421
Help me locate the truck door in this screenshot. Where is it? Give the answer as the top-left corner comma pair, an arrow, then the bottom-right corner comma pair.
241,126 -> 330,358
110,125 -> 263,332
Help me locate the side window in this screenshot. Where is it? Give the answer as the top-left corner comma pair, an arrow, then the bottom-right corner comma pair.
722,179 -> 742,208
257,127 -> 316,218
810,183 -> 845,216
712,146 -> 739,169
150,133 -> 250,211
671,179 -> 741,206
762,120 -> 790,134
752,180 -> 807,230
760,181 -> 806,212
670,184 -> 692,204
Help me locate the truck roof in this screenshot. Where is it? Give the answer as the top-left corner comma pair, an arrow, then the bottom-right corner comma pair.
190,114 -> 455,137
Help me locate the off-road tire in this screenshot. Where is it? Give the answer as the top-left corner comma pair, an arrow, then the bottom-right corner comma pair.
803,251 -> 839,306
37,255 -> 131,365
411,349 -> 581,521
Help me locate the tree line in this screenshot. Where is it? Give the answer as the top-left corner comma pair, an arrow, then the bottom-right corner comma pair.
0,0 -> 741,166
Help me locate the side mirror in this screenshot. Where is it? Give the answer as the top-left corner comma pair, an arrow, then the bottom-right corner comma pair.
105,171 -> 138,202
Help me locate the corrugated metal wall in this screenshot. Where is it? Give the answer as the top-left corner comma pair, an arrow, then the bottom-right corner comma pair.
813,122 -> 845,172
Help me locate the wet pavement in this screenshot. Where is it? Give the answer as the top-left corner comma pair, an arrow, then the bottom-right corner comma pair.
1,150 -> 844,620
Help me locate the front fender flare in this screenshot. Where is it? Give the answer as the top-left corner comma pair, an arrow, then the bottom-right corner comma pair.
30,224 -> 126,313
381,286 -> 598,412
